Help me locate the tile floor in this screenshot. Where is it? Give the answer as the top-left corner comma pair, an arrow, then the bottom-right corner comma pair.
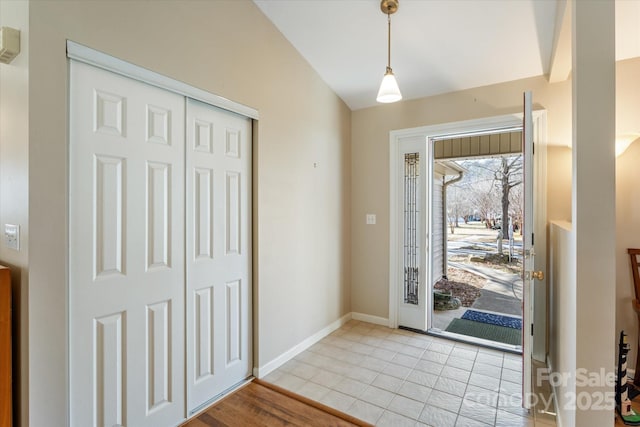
263,320 -> 555,427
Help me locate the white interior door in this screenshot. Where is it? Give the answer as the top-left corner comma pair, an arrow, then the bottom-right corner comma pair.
396,137 -> 429,331
522,90 -> 534,408
69,61 -> 186,426
185,99 -> 252,413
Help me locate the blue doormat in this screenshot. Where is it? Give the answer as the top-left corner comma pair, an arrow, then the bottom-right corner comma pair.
461,310 -> 522,330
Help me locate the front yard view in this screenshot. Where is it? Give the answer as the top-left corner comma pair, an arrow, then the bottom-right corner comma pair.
433,154 -> 524,347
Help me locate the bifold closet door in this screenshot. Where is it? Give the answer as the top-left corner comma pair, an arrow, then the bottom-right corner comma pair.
69,61 -> 186,427
185,99 -> 252,413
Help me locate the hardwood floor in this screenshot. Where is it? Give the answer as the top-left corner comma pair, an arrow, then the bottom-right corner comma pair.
182,380 -> 373,427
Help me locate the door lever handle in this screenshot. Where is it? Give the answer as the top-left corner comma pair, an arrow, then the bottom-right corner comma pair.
531,271 -> 544,281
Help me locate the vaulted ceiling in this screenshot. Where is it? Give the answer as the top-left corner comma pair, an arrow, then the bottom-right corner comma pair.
254,0 -> 640,111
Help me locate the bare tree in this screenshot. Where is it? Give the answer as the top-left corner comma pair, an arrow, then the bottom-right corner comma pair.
496,155 -> 523,236
442,156 -> 522,247
468,179 -> 498,228
509,183 -> 524,235
446,185 -> 471,233
456,158 -> 502,228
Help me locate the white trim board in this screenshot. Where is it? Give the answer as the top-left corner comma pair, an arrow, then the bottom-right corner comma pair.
351,312 -> 389,326
66,40 -> 259,120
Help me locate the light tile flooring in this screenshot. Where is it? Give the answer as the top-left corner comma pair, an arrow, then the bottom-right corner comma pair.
263,320 -> 555,427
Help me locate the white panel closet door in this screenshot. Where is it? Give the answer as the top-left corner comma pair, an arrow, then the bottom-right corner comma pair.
69,61 -> 185,427
185,99 -> 252,413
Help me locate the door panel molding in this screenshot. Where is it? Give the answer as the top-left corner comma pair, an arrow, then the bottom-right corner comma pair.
185,99 -> 252,414
70,61 -> 187,426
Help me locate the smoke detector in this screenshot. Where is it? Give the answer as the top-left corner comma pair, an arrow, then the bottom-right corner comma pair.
0,27 -> 21,64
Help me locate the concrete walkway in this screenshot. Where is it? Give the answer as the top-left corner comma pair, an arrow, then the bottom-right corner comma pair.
432,260 -> 524,330
449,261 -> 523,317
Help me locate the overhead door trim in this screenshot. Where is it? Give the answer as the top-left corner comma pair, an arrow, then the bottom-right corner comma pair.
66,40 -> 259,120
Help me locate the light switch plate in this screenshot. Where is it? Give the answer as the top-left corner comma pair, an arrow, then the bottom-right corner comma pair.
4,224 -> 19,250
366,214 -> 376,225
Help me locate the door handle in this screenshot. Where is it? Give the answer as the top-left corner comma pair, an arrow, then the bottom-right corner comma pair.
531,271 -> 544,281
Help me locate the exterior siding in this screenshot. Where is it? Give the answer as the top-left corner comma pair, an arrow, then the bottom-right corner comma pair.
432,174 -> 444,283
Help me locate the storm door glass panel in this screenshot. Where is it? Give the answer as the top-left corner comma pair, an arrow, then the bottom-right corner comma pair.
404,153 -> 420,305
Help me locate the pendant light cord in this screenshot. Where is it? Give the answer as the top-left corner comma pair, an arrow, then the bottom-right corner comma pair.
387,13 -> 392,71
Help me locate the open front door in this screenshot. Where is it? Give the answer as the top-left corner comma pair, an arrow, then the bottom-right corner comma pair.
522,91 -> 534,408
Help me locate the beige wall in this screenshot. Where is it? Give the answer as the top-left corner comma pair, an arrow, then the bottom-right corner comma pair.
351,75 -> 572,319
24,1 -> 351,424
546,146 -> 572,223
0,2 -> 29,425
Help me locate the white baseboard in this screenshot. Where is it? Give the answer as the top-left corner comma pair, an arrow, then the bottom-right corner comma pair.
351,312 -> 389,327
253,312 -> 352,378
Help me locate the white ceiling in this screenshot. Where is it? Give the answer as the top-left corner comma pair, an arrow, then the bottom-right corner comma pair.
254,0 -> 640,111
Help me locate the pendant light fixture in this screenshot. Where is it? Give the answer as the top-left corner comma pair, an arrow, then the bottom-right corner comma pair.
376,0 -> 402,103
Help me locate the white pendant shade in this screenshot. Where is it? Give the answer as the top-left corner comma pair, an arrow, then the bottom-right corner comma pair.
377,70 -> 402,103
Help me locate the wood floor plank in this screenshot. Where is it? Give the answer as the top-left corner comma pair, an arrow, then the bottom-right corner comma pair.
182,381 -> 372,427
254,380 -> 373,426
237,385 -> 335,426
212,384 -> 341,426
199,406 -> 265,427
181,417 -> 212,427
214,390 -> 295,426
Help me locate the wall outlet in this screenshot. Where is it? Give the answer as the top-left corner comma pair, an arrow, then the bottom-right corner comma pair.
366,214 -> 376,225
4,224 -> 19,251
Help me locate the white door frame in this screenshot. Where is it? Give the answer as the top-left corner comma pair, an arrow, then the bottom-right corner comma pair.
388,111 -> 547,352
66,40 -> 259,423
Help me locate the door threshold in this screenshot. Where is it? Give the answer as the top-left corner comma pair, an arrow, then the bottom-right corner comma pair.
400,325 -> 522,355
186,376 -> 254,419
